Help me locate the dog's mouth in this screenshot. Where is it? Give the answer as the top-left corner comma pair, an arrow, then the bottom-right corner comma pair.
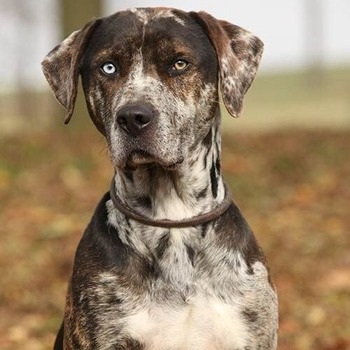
128,150 -> 155,167
122,150 -> 184,171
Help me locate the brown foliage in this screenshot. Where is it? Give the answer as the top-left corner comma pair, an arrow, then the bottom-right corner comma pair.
0,128 -> 349,349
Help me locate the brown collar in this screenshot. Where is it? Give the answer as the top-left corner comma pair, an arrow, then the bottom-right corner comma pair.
109,180 -> 232,228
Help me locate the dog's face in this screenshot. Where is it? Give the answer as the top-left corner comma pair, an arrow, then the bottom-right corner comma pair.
81,9 -> 219,169
42,8 -> 263,170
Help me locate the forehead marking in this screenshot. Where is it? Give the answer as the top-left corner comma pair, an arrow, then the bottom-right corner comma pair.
130,8 -> 185,26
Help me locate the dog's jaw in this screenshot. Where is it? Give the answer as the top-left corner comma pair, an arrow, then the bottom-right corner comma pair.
111,115 -> 225,222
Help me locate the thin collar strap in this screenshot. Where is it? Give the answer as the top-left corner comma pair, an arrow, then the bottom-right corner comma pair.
109,179 -> 232,228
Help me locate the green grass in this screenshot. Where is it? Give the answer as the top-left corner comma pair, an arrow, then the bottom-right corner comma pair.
222,67 -> 350,131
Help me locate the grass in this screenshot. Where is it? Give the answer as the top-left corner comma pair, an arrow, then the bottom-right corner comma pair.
0,68 -> 349,349
222,67 -> 350,131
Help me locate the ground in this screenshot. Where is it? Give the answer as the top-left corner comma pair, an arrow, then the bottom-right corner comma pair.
0,127 -> 349,350
1,68 -> 349,350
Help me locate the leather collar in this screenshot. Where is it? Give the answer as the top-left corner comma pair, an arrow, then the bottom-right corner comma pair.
109,179 -> 232,228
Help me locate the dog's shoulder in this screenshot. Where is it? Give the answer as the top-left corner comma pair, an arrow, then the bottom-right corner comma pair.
74,192 -> 128,272
216,202 -> 266,262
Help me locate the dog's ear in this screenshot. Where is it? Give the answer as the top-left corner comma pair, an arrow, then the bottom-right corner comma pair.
41,19 -> 101,124
191,12 -> 263,118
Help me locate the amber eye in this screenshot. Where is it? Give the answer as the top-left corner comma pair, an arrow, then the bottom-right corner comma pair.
173,59 -> 189,71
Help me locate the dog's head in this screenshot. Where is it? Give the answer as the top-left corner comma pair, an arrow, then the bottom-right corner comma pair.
42,8 -> 263,169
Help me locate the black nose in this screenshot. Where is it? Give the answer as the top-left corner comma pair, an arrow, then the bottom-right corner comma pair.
116,104 -> 153,136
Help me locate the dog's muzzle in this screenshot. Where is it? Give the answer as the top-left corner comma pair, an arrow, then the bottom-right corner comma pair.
113,102 -> 184,169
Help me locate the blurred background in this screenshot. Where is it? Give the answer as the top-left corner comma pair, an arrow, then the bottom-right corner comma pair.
0,0 -> 349,349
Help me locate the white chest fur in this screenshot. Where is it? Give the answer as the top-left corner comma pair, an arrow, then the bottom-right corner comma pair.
103,207 -> 277,349
123,295 -> 249,350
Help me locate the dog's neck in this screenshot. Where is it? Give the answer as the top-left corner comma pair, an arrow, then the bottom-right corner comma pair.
113,121 -> 225,221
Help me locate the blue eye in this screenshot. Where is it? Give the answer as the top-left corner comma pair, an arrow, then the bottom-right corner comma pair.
101,62 -> 116,75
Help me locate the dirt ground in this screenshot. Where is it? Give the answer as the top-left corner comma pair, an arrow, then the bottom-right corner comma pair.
0,127 -> 349,349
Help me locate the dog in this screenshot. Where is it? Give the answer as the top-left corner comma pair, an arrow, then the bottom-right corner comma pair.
42,7 -> 278,350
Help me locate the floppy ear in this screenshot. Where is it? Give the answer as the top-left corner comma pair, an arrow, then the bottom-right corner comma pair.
41,19 -> 101,124
191,12 -> 263,118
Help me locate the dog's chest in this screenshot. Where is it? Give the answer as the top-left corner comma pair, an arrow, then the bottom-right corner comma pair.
95,227 -> 258,349
98,215 -> 277,348
123,295 -> 248,350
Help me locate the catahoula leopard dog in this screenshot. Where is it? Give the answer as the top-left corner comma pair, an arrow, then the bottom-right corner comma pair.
42,7 -> 278,350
